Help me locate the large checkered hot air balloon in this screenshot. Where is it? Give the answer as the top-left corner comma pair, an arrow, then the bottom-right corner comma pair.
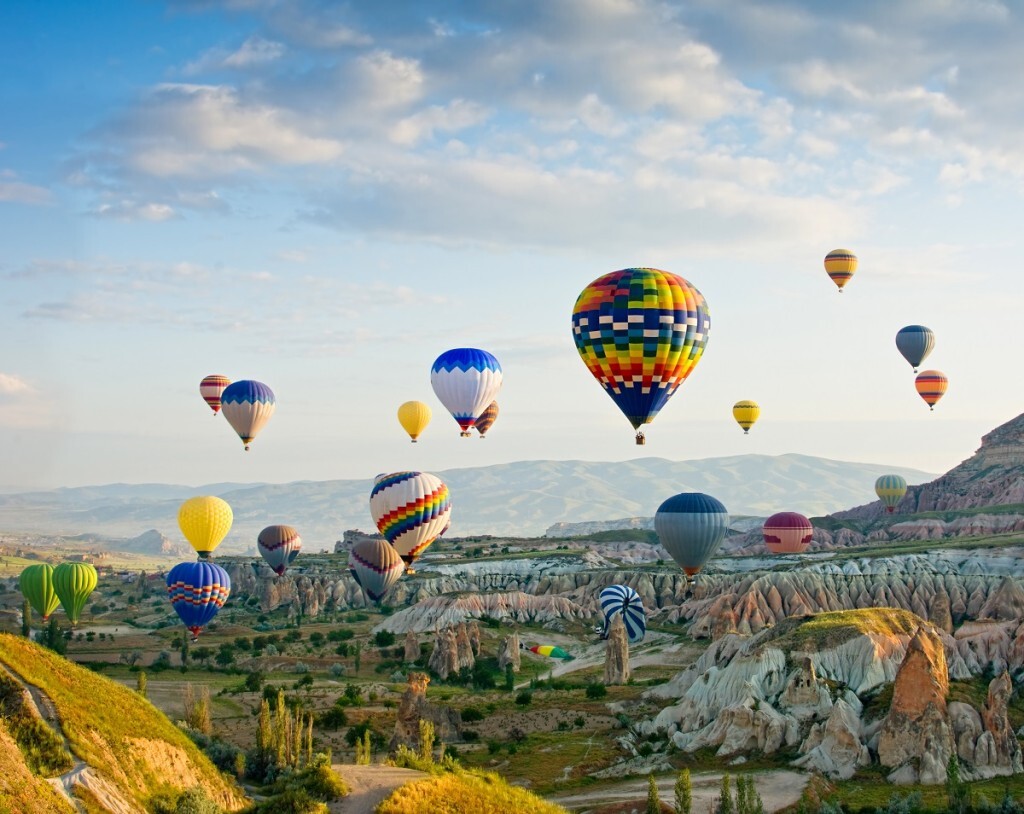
166,561 -> 231,642
369,472 -> 451,572
430,349 -> 503,437
572,268 -> 710,444
221,379 -> 276,450
599,584 -> 646,644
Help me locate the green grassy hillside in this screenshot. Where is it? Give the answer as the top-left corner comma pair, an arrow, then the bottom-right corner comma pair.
0,633 -> 248,813
376,769 -> 569,814
759,607 -> 926,651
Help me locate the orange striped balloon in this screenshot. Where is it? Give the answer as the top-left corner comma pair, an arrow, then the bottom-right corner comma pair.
824,249 -> 857,293
915,370 -> 948,411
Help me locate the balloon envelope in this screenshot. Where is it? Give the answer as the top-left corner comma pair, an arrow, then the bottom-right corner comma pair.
572,268 -> 710,435
895,326 -> 935,372
732,400 -> 760,434
824,249 -> 857,292
52,562 -> 98,625
599,584 -> 646,644
369,472 -> 451,569
19,564 -> 60,621
199,374 -> 231,415
397,401 -> 432,442
221,379 -> 276,450
530,645 -> 573,660
875,475 -> 908,513
762,512 -> 813,554
430,349 -> 503,435
166,561 -> 231,641
257,525 -> 302,576
349,539 -> 405,603
654,493 -> 729,578
474,401 -> 499,437
179,496 -> 233,559
915,370 -> 948,410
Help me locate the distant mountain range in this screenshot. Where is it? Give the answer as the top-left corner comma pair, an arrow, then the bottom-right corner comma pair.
0,454 -> 935,551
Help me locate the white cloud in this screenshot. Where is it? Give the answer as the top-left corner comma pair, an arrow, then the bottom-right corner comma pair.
184,35 -> 286,74
0,373 -> 33,395
390,99 -> 490,145
93,200 -> 178,221
0,174 -> 52,205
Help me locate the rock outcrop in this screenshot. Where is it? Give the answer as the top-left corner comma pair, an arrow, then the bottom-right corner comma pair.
389,672 -> 460,753
428,627 -> 459,681
877,627 -> 953,784
403,631 -> 419,664
794,697 -> 870,779
604,614 -> 630,685
497,632 -> 521,673
454,623 -> 475,672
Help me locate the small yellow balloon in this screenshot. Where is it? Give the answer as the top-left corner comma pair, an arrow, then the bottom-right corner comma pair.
397,401 -> 432,442
178,496 -> 233,558
732,400 -> 760,434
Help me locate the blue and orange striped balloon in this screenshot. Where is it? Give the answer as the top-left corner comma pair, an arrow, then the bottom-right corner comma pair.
166,561 -> 231,641
915,370 -> 948,411
369,472 -> 451,571
572,268 -> 710,441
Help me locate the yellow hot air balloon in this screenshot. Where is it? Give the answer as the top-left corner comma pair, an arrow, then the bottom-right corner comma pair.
732,400 -> 760,435
824,249 -> 857,293
397,401 -> 432,442
178,496 -> 233,559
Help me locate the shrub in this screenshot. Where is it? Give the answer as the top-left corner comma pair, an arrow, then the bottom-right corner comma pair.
514,691 -> 532,706
319,705 -> 348,729
327,629 -> 354,642
460,707 -> 484,722
585,683 -> 607,699
374,631 -> 396,648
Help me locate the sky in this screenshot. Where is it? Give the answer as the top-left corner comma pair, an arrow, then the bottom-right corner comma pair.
1,0 -> 1022,491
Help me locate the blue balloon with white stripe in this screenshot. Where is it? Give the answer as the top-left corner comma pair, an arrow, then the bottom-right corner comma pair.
430,348 -> 503,437
600,584 -> 646,644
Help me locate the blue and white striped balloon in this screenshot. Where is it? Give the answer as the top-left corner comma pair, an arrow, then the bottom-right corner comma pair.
600,584 -> 646,644
430,348 -> 503,437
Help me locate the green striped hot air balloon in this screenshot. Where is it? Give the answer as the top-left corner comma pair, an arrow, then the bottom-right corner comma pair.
19,563 -> 60,622
52,562 -> 98,625
875,475 -> 908,514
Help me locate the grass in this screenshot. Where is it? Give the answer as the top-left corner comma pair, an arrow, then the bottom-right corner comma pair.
0,723 -> 75,813
0,633 -> 248,812
376,768 -> 569,814
0,669 -> 73,775
829,772 -> 1024,812
757,607 -> 924,652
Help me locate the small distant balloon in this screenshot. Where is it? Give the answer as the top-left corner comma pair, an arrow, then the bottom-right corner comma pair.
178,496 -> 233,559
895,326 -> 935,372
221,379 -> 276,450
762,512 -> 813,554
915,370 -> 948,411
824,249 -> 857,293
397,401 -> 432,443
474,401 -> 499,438
257,525 -> 302,576
875,475 -> 908,514
732,400 -> 760,435
199,375 -> 231,415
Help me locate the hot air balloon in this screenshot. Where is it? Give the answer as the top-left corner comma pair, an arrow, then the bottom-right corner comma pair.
369,472 -> 451,572
572,268 -> 710,445
257,525 -> 302,576
599,584 -> 646,644
529,645 -> 573,660
166,561 -> 231,642
474,401 -> 499,438
654,493 -> 729,581
430,349 -> 503,437
915,370 -> 948,410
19,564 -> 60,622
732,400 -> 760,435
824,249 -> 857,293
895,326 -> 935,372
178,496 -> 233,559
349,539 -> 405,603
52,562 -> 98,626
221,379 -> 275,450
762,512 -> 813,554
397,401 -> 431,442
875,475 -> 908,513
199,374 -> 231,415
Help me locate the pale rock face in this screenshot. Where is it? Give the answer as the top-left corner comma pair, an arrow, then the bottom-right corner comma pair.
428,627 -> 459,681
467,621 -> 481,657
979,672 -> 1024,776
389,672 -> 460,753
949,701 -> 984,766
497,631 -> 521,673
374,591 -> 588,634
454,622 -> 475,671
779,657 -> 834,722
955,620 -> 1015,676
793,698 -> 870,780
675,697 -> 794,757
604,614 -> 630,686
403,630 -> 419,664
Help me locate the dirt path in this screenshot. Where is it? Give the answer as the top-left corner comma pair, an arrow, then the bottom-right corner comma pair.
547,769 -> 809,813
328,764 -> 428,814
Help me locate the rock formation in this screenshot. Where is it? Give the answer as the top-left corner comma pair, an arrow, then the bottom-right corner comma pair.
454,622 -> 475,672
877,627 -> 954,784
428,627 -> 459,680
389,672 -> 460,753
604,614 -> 630,685
467,620 -> 481,657
497,631 -> 521,673
334,529 -> 385,553
794,698 -> 870,779
403,630 -> 420,664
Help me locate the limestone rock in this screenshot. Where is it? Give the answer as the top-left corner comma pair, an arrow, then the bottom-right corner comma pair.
468,621 -> 481,657
877,627 -> 954,784
389,672 -> 460,753
779,657 -> 833,722
454,623 -> 475,672
979,671 -> 1024,776
403,630 -> 420,664
497,632 -> 521,674
428,627 -> 459,680
604,614 -> 630,685
793,698 -> 869,779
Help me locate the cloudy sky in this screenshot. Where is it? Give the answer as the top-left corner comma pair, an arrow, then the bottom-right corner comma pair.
2,0 -> 1021,491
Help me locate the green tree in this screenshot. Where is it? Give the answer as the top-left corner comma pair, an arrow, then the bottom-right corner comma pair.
21,599 -> 31,638
137,671 -> 147,699
234,750 -> 246,781
419,720 -> 435,763
647,774 -> 661,814
354,642 -> 362,673
504,663 -> 514,691
718,775 -> 733,814
585,683 -> 608,699
374,630 -> 396,648
180,636 -> 190,668
675,768 -> 692,814
946,755 -> 971,814
37,617 -> 66,655
736,774 -> 750,814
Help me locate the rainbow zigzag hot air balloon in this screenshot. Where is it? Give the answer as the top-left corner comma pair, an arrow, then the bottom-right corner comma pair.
349,539 -> 405,603
52,562 -> 98,626
824,249 -> 857,292
19,563 -> 60,622
167,561 -> 231,641
221,379 -> 276,450
430,349 -> 503,437
762,512 -> 813,554
257,525 -> 302,576
369,472 -> 451,572
572,268 -> 710,444
875,475 -> 908,514
199,374 -> 231,415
